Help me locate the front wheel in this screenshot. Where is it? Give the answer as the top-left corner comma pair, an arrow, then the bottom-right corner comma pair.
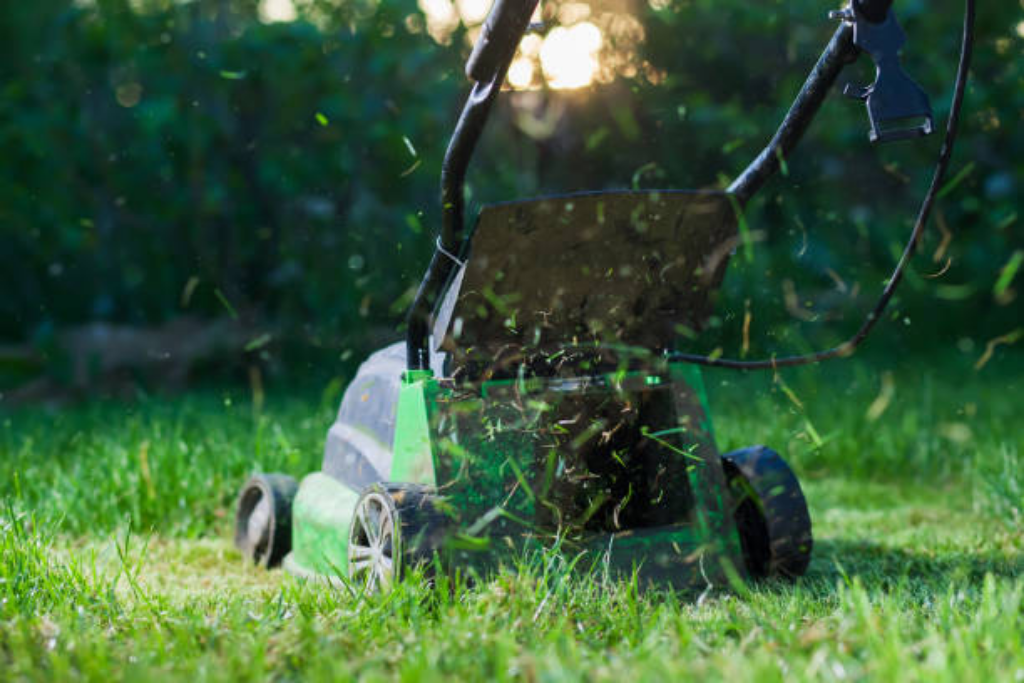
234,473 -> 298,568
722,446 -> 813,579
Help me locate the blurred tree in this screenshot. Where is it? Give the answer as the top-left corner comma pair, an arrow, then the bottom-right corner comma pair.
0,0 -> 1018,380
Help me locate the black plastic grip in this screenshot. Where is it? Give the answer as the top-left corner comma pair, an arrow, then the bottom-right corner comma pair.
465,0 -> 538,82
854,0 -> 894,23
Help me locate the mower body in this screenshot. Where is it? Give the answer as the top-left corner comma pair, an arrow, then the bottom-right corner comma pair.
279,190 -> 774,588
285,344 -> 746,588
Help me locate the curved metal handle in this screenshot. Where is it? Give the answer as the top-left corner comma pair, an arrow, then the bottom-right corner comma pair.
407,0 -> 541,370
466,0 -> 538,82
729,22 -> 859,205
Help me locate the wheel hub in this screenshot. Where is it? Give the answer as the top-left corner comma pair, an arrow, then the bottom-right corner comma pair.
348,492 -> 397,592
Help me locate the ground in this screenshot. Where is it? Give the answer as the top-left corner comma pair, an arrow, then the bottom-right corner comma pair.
1,350 -> 1021,681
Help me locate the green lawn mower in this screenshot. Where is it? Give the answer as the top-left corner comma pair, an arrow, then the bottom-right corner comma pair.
235,0 -> 973,592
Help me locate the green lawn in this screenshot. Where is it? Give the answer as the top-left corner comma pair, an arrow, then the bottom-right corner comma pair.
2,351 -> 1021,681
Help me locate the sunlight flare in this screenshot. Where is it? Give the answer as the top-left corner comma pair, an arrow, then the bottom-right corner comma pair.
540,22 -> 602,89
259,0 -> 296,23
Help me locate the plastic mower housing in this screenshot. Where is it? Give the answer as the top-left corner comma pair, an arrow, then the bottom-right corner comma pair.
236,189 -> 813,591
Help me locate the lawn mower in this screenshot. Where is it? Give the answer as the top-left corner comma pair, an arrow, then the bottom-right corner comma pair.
235,0 -> 973,591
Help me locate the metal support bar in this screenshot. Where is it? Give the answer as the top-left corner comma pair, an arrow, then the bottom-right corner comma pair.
728,22 -> 860,206
406,0 -> 540,370
406,77 -> 501,370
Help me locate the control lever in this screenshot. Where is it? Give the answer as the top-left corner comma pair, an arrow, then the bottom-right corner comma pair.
832,6 -> 933,143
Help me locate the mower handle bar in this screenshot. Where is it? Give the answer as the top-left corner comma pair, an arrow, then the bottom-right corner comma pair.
406,0 -> 884,370
406,0 -> 540,370
466,0 -> 537,82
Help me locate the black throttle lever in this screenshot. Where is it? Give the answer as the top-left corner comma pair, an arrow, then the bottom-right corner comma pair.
832,6 -> 933,143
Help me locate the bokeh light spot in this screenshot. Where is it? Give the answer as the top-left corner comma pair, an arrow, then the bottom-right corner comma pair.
540,22 -> 602,90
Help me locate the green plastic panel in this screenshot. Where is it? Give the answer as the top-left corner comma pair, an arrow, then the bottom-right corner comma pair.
669,362 -> 716,437
389,371 -> 439,485
421,365 -> 744,583
291,362 -> 744,590
286,472 -> 360,579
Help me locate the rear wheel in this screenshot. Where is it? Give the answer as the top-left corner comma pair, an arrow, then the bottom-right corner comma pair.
348,482 -> 447,593
722,446 -> 812,579
234,473 -> 298,568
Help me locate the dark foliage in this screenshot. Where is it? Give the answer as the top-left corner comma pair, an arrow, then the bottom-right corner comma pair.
0,0 -> 1019,380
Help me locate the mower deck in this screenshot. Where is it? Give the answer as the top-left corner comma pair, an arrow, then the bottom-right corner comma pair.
283,358 -> 749,590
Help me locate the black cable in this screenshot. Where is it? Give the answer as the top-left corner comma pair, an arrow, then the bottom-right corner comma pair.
669,0 -> 975,371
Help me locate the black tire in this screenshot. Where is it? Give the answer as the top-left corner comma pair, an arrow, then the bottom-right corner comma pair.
348,482 -> 447,592
721,446 -> 813,579
234,473 -> 298,568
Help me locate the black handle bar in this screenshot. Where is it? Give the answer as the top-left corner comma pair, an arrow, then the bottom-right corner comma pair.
466,0 -> 537,82
406,0 -> 540,370
729,21 -> 859,204
406,1 -> 898,369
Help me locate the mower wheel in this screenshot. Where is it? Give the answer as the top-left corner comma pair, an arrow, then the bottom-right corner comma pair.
348,482 -> 447,593
721,446 -> 812,579
234,473 -> 298,569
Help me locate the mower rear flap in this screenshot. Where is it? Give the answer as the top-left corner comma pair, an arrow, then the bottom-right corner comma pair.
435,190 -> 737,367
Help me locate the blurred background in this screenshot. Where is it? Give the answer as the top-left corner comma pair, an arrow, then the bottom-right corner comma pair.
0,0 -> 1020,401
